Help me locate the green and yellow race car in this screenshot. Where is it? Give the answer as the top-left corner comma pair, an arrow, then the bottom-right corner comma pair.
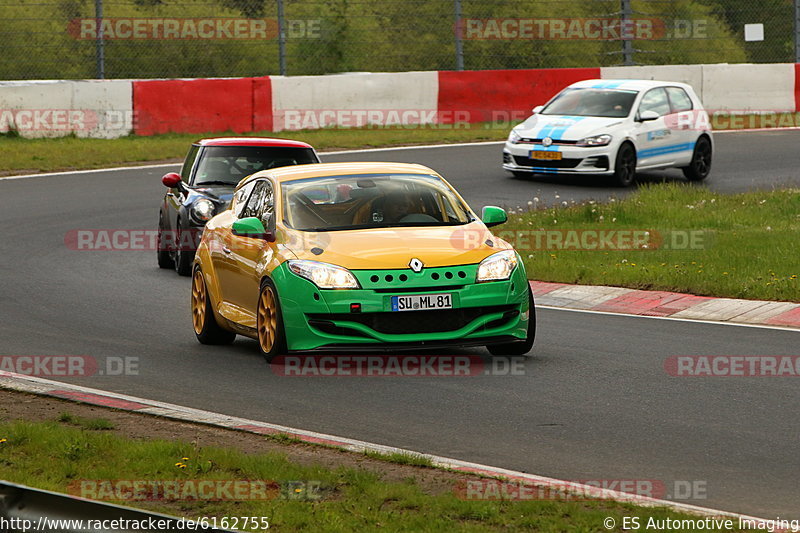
191,162 -> 535,361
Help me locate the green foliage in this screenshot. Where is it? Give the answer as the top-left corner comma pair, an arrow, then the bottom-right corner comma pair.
0,0 -> 754,80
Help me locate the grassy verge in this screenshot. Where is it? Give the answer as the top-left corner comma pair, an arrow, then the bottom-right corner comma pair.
0,415 -> 747,532
1,112 -> 797,175
505,184 -> 799,302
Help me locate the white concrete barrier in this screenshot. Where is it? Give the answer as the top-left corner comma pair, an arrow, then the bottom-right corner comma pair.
602,63 -> 797,112
0,80 -> 132,139
270,71 -> 439,131
601,65 -> 704,96
700,63 -> 795,112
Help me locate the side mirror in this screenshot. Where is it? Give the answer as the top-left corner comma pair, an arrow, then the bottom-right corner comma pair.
532,105 -> 544,114
232,217 -> 276,242
162,172 -> 183,188
481,206 -> 507,227
638,110 -> 659,122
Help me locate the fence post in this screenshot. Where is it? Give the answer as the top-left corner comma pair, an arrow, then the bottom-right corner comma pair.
95,0 -> 105,79
277,0 -> 287,75
795,0 -> 800,62
454,0 -> 464,70
621,0 -> 634,66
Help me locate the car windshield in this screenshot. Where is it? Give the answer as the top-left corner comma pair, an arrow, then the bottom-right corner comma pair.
281,174 -> 474,232
540,88 -> 638,118
193,146 -> 317,186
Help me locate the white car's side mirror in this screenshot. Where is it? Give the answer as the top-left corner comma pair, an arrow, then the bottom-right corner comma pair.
638,110 -> 659,122
531,105 -> 544,114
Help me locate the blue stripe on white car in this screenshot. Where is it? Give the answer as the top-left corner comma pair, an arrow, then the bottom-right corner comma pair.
638,142 -> 695,159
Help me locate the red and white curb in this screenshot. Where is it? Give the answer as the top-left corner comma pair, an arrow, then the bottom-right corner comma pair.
0,371 -> 786,528
531,281 -> 800,330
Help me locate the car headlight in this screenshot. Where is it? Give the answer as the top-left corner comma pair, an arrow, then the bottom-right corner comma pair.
191,199 -> 216,222
576,134 -> 612,147
476,250 -> 518,282
288,260 -> 360,289
507,129 -> 522,144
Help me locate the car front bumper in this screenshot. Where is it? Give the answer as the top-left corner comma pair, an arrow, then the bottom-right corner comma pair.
270,261 -> 532,352
503,141 -> 615,175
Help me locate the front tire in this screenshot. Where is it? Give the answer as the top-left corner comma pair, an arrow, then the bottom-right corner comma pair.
682,136 -> 712,181
487,289 -> 536,356
257,279 -> 287,363
157,213 -> 175,269
191,268 -> 236,345
612,142 -> 637,187
174,220 -> 194,277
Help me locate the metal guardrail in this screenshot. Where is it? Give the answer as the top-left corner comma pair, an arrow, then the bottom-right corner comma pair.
0,481 -> 235,533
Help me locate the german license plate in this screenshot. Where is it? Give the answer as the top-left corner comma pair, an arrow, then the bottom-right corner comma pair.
391,293 -> 453,312
531,150 -> 562,160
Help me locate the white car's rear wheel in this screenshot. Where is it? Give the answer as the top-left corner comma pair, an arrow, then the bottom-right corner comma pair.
682,136 -> 712,181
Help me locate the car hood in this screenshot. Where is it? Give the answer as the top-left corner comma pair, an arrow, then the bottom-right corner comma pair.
282,222 -> 511,270
515,114 -> 626,141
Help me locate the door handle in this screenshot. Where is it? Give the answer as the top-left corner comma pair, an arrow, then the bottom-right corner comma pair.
222,246 -> 232,255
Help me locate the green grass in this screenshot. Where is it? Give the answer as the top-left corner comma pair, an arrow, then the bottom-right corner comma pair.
363,450 -> 434,468
56,413 -> 115,431
505,184 -> 800,302
0,419 -> 749,532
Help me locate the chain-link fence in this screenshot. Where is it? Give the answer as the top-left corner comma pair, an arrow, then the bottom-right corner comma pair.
1,0 -> 798,80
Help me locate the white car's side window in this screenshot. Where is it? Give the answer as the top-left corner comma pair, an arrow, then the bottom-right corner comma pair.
638,88 -> 670,117
666,87 -> 693,112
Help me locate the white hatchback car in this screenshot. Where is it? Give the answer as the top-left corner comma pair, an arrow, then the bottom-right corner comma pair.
503,79 -> 713,186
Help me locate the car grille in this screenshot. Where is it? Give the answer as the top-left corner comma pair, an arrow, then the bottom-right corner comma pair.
308,305 -> 518,336
513,155 -> 582,169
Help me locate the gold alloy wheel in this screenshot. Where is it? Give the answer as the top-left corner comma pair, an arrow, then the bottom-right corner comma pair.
257,285 -> 278,353
191,270 -> 206,335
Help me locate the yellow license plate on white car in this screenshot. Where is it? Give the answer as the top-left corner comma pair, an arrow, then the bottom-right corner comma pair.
531,150 -> 562,161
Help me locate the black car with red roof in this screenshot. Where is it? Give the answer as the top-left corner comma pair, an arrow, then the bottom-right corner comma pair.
158,137 -> 320,275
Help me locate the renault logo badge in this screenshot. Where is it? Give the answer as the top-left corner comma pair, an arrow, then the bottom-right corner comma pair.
409,258 -> 424,273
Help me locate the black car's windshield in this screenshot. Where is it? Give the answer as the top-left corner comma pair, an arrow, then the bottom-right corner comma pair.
541,88 -> 638,118
193,146 -> 318,186
281,174 -> 474,232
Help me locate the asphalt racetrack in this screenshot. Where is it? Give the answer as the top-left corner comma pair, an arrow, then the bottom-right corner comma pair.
2,129 -> 799,517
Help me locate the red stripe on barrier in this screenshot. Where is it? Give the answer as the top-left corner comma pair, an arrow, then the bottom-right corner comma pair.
795,64 -> 800,112
528,281 -> 569,296
133,77 -> 270,135
765,306 -> 800,327
49,390 -> 149,410
436,68 -> 600,124
253,76 -> 273,132
593,291 -> 713,317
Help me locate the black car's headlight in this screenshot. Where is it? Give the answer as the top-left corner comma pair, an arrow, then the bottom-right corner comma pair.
288,260 -> 360,289
191,199 -> 216,223
576,134 -> 612,147
476,250 -> 518,282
